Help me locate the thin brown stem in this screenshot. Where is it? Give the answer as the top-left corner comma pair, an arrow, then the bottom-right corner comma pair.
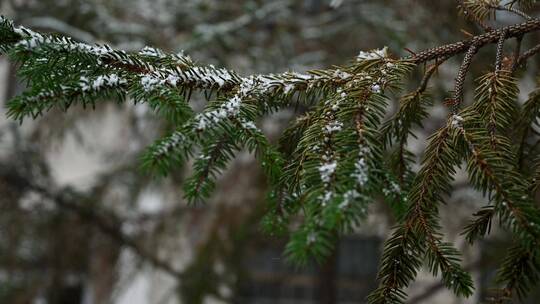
452,44 -> 479,114
417,56 -> 450,93
511,35 -> 524,73
517,43 -> 540,66
492,4 -> 533,20
495,30 -> 508,75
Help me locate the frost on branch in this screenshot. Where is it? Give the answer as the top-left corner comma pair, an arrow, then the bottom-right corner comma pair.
357,46 -> 388,61
80,74 -> 127,92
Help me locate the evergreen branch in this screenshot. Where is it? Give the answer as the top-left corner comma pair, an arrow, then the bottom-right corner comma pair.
495,30 -> 508,74
452,44 -> 479,114
516,43 -> 540,66
141,127 -> 195,175
385,57 -> 445,141
533,155 -> 540,191
380,59 -> 447,193
370,122 -> 473,304
4,5 -> 540,302
0,16 -> 369,111
367,226 -> 423,304
512,0 -> 539,9
402,125 -> 472,297
451,111 -> 540,299
510,35 -> 524,73
184,135 -> 237,203
5,15 -> 540,112
461,0 -> 535,21
407,18 -> 540,64
493,3 -> 534,20
462,205 -> 495,244
459,70 -> 519,244
516,86 -> 540,172
458,0 -> 499,25
381,90 -> 431,188
0,18 -> 244,93
233,118 -> 285,184
278,115 -> 313,193
418,57 -> 449,92
285,59 -> 409,264
7,73 -> 129,121
495,243 -> 540,302
452,112 -> 540,241
473,71 -> 519,150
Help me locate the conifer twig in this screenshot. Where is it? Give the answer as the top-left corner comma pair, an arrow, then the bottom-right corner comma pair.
417,56 -> 450,93
495,29 -> 508,75
510,35 -> 523,73
516,43 -> 540,66
452,44 -> 479,114
492,4 -> 533,20
408,19 -> 540,64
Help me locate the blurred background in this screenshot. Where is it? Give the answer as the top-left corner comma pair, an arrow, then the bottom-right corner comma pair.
1,0 -> 540,303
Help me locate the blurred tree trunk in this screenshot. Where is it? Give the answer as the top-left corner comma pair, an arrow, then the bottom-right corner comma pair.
317,244 -> 338,304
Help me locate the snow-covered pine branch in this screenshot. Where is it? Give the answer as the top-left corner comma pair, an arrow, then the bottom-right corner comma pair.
4,4 -> 540,302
